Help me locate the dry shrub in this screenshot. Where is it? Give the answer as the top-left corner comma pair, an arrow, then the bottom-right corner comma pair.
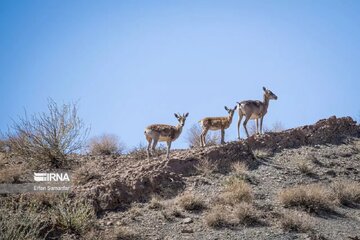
52,197 -> 96,235
271,121 -> 285,132
6,99 -> 89,168
88,134 -> 124,155
148,196 -> 164,210
231,162 -> 248,175
0,205 -> 48,240
331,180 -> 360,206
186,124 -> 219,148
279,210 -> 314,232
204,205 -> 235,229
219,178 -> 253,205
234,202 -> 261,226
296,159 -> 313,174
177,193 -> 206,212
278,184 -> 335,213
195,158 -> 217,175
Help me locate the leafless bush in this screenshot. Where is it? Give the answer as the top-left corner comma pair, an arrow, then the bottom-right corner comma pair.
296,159 -> 314,174
7,99 -> 89,168
231,162 -> 248,176
186,124 -> 219,148
88,134 -> 124,155
271,121 -> 285,132
204,205 -> 235,228
234,202 -> 261,226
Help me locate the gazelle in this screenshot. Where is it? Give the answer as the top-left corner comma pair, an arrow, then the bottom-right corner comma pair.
237,87 -> 278,139
144,113 -> 189,159
199,106 -> 237,147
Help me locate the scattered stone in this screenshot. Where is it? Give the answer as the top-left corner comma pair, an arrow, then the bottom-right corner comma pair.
183,217 -> 193,224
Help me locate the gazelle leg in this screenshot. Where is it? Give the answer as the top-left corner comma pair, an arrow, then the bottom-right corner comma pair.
221,129 -> 225,144
260,116 -> 264,134
152,138 -> 159,156
237,113 -> 243,140
243,115 -> 251,138
255,119 -> 259,135
166,141 -> 171,159
146,137 -> 152,158
201,128 -> 209,147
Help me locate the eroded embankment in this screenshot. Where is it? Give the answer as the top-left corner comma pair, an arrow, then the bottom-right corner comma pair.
73,116 -> 360,213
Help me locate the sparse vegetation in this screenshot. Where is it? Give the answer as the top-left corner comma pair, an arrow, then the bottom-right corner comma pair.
220,178 -> 253,205
231,161 -> 248,176
271,121 -> 285,132
278,184 -> 335,213
89,134 -> 125,155
0,206 -> 48,240
0,164 -> 24,183
331,180 -> 360,206
177,193 -> 206,212
234,202 -> 261,226
6,99 -> 89,168
186,124 -> 219,148
52,197 -> 96,235
148,196 -> 164,210
279,210 -> 314,233
296,159 -> 313,174
204,205 -> 234,228
195,158 -> 217,175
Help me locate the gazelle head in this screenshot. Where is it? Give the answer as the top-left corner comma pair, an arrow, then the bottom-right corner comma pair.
174,112 -> 189,127
263,87 -> 278,100
224,106 -> 237,118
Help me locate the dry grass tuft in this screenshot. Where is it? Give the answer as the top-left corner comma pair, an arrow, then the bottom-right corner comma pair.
231,162 -> 248,175
204,205 -> 235,228
234,202 -> 261,226
279,210 -> 314,232
278,184 -> 335,213
219,178 -> 253,205
331,180 -> 360,206
148,196 -> 164,210
195,158 -> 217,176
296,159 -> 313,174
177,193 -> 206,212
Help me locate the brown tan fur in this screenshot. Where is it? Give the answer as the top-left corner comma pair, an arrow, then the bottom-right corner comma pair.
237,87 -> 278,139
145,113 -> 189,159
199,106 -> 236,147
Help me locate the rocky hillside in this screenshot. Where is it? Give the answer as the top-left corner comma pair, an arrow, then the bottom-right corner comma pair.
1,116 -> 360,240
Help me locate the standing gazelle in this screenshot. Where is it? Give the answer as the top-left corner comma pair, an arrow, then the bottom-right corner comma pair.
145,113 -> 189,159
237,87 -> 278,139
199,106 -> 237,147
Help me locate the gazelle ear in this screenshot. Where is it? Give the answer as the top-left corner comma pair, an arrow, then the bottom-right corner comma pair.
233,105 -> 237,110
263,86 -> 267,91
184,112 -> 189,118
174,113 -> 179,118
224,106 -> 229,111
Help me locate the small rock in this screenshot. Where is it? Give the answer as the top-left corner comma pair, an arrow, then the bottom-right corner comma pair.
183,217 -> 193,224
105,221 -> 113,226
181,228 -> 194,233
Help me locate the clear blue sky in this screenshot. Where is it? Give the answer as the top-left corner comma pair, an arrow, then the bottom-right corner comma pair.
1,0 -> 360,150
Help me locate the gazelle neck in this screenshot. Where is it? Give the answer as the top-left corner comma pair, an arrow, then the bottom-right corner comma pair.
263,94 -> 270,110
